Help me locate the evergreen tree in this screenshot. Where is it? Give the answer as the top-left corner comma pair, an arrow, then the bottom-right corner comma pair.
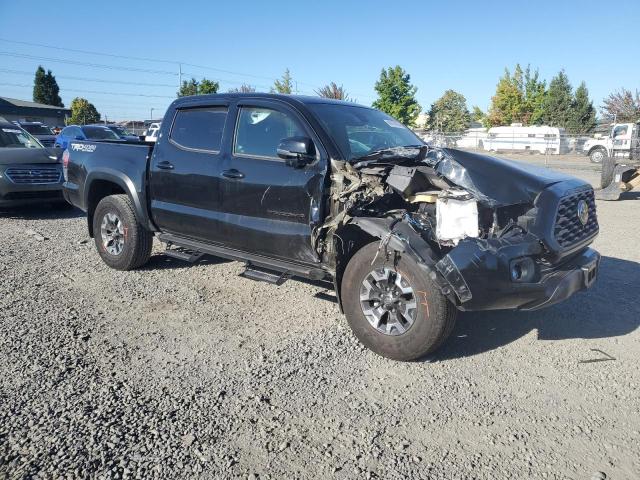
271,69 -> 294,94
568,82 -> 596,134
372,66 -> 421,126
33,66 -> 63,107
427,90 -> 470,132
177,77 -> 219,96
68,97 -> 100,125
542,70 -> 573,127
523,66 -> 546,125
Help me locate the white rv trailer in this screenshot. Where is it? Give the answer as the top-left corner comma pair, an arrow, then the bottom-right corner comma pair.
483,124 -> 569,155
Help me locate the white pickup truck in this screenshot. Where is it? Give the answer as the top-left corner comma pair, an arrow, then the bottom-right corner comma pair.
583,122 -> 639,163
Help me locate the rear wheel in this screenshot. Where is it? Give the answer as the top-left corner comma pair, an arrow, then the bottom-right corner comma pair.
93,194 -> 153,270
590,147 -> 606,164
341,243 -> 457,361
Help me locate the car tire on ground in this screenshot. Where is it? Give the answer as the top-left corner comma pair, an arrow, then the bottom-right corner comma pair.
600,153 -> 617,189
590,147 -> 606,164
341,242 -> 457,361
93,194 -> 153,271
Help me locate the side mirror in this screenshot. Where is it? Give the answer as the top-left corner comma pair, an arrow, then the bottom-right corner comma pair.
277,136 -> 315,168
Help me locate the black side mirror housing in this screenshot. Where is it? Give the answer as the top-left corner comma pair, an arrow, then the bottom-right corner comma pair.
277,136 -> 315,167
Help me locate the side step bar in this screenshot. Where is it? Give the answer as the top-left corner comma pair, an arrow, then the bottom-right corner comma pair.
157,233 -> 327,281
164,245 -> 204,263
240,265 -> 291,285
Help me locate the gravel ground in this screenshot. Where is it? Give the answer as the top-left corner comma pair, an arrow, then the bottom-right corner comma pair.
0,159 -> 639,479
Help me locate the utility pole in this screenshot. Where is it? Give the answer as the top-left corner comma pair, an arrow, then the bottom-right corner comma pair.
150,108 -> 154,121
178,63 -> 182,90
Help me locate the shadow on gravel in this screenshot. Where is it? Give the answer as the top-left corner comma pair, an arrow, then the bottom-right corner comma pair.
141,253 -> 231,271
433,256 -> 640,361
0,203 -> 83,220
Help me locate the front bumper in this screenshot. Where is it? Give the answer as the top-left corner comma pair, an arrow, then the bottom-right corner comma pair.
436,237 -> 600,311
0,164 -> 64,207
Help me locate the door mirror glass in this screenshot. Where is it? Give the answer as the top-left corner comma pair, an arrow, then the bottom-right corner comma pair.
277,136 -> 315,167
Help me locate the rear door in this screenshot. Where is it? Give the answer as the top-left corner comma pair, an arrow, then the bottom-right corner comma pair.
148,103 -> 230,244
218,99 -> 326,264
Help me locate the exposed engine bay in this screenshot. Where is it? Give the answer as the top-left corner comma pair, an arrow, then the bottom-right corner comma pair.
314,147 -> 600,311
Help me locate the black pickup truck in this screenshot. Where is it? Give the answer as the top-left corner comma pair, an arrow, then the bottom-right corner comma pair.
63,94 -> 600,361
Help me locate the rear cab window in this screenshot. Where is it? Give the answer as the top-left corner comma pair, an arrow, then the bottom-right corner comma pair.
169,108 -> 227,152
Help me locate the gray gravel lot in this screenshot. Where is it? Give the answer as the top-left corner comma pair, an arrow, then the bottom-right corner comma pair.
1,157 -> 639,479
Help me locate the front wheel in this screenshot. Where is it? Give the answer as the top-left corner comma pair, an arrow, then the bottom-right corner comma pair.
600,154 -> 616,189
341,243 -> 457,361
590,147 -> 606,164
93,194 -> 153,270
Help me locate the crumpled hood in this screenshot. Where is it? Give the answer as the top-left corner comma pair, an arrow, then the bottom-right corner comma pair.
428,148 -> 577,207
0,147 -> 63,165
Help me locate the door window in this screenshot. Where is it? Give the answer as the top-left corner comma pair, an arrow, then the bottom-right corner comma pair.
234,107 -> 305,159
170,108 -> 227,152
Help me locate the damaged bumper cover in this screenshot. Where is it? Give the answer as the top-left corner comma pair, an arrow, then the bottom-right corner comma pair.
436,237 -> 600,311
350,216 -> 600,313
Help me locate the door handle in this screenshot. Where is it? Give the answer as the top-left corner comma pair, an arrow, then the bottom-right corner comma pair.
156,161 -> 174,170
222,168 -> 245,179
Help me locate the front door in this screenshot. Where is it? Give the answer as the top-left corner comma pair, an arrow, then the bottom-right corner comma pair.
219,100 -> 326,264
148,104 -> 230,244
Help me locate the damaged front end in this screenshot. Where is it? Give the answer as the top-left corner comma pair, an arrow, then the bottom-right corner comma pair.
317,147 -> 600,312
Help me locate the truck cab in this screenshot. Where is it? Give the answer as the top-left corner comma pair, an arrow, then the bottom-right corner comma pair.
583,122 -> 640,163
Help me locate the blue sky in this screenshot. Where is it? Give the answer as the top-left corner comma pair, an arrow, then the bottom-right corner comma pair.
1,0 -> 638,121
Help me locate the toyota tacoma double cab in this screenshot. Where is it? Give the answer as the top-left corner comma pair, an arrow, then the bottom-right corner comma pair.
62,94 -> 600,361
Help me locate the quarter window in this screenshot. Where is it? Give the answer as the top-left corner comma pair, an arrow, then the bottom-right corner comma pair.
170,107 -> 227,151
234,107 -> 305,159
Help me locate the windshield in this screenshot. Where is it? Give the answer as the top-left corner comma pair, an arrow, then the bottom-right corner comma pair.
308,104 -> 423,161
22,124 -> 53,135
82,126 -> 120,140
0,126 -> 43,148
109,125 -> 134,137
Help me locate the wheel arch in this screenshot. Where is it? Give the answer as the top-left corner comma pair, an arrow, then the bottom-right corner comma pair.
333,217 -> 458,312
84,170 -> 148,237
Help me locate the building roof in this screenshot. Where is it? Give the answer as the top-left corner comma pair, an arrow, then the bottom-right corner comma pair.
0,96 -> 71,112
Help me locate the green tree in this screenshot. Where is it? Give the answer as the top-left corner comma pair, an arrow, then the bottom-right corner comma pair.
177,77 -> 219,97
198,78 -> 219,94
271,69 -> 294,94
33,66 -> 63,107
522,66 -> 546,125
427,90 -> 470,132
601,88 -> 640,122
372,66 -> 421,126
315,82 -> 350,100
68,97 -> 100,125
228,84 -> 256,93
542,70 -> 573,127
568,82 -> 596,134
486,67 -> 525,126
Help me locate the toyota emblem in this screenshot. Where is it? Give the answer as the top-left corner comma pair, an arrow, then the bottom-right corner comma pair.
577,199 -> 589,226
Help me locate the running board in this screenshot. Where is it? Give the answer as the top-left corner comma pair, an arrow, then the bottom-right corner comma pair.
164,245 -> 204,263
157,233 -> 327,281
240,265 -> 291,285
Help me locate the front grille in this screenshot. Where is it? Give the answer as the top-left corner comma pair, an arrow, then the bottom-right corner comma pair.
553,188 -> 598,248
5,167 -> 61,185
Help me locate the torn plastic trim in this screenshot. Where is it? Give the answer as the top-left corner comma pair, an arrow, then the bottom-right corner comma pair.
346,216 -> 461,304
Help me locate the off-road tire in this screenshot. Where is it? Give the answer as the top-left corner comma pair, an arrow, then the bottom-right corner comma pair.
590,147 -> 606,164
341,242 -> 457,361
600,153 -> 616,189
93,194 -> 153,271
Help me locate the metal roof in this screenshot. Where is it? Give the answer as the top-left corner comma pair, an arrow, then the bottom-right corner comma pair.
0,96 -> 71,112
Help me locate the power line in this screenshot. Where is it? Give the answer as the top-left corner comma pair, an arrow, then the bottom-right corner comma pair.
0,68 -> 177,88
0,52 -> 178,76
0,82 -> 175,99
